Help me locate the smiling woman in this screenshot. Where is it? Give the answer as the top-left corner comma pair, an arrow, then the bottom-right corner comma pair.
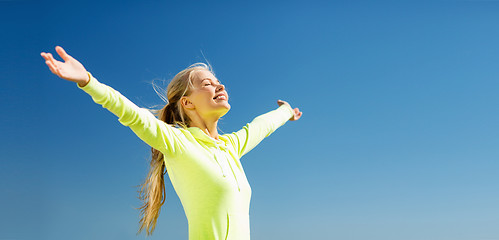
181,69 -> 232,136
40,46 -> 302,240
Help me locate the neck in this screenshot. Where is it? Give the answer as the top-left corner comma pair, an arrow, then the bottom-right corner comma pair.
188,114 -> 220,140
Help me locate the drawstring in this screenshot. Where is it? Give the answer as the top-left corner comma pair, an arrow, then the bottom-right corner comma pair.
216,145 -> 241,192
188,127 -> 241,192
213,150 -> 227,177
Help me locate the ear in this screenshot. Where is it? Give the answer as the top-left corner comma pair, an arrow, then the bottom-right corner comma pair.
181,96 -> 195,110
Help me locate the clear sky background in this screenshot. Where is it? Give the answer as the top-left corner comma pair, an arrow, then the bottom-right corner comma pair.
1,0 -> 499,239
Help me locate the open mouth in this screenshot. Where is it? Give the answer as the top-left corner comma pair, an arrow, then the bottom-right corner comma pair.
213,94 -> 227,101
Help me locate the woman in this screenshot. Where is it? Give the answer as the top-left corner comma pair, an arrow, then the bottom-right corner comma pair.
41,46 -> 302,240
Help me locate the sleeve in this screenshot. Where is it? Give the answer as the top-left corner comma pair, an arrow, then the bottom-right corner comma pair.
225,104 -> 294,158
78,73 -> 183,155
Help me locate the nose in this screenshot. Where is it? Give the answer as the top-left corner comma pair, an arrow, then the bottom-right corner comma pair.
216,83 -> 225,91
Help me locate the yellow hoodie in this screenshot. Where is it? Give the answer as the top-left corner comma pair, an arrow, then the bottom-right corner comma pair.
79,74 -> 293,240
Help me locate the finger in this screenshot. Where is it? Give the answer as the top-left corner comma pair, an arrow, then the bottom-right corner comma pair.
40,52 -> 49,60
295,109 -> 302,117
42,52 -> 55,62
41,53 -> 53,63
46,60 -> 59,74
43,52 -> 54,61
56,46 -> 71,61
42,52 -> 53,61
46,53 -> 61,72
294,112 -> 302,120
45,60 -> 59,75
47,52 -> 57,62
47,52 -> 63,67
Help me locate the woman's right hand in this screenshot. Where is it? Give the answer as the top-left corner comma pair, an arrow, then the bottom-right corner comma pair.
41,46 -> 90,87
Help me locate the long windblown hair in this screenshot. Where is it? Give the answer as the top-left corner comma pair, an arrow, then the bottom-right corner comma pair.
137,63 -> 212,235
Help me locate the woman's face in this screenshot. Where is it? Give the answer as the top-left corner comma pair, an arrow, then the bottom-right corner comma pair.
184,70 -> 230,118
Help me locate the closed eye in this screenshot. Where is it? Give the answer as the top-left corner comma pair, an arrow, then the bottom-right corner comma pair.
201,79 -> 212,86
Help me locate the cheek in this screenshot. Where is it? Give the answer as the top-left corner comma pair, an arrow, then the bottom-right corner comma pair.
191,91 -> 214,106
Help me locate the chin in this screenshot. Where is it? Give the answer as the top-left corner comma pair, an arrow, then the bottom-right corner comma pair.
217,101 -> 231,110
217,104 -> 231,117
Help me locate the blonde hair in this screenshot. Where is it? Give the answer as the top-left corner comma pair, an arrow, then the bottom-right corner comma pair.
137,63 -> 212,235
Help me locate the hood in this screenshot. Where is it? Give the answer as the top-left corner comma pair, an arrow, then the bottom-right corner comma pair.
187,127 -> 229,149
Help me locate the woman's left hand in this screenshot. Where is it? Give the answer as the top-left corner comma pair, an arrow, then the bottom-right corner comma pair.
277,100 -> 302,121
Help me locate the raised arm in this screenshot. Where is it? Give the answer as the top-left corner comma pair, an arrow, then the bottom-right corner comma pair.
226,100 -> 302,158
40,46 -> 182,154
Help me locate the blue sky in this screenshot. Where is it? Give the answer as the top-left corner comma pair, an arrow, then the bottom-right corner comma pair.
1,0 -> 499,239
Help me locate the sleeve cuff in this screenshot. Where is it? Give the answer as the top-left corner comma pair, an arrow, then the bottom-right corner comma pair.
278,103 -> 294,119
77,72 -> 93,88
77,72 -> 107,98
